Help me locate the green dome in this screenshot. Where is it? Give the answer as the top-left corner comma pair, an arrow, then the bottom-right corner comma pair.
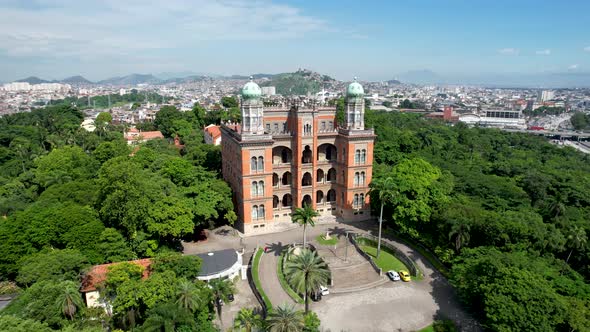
346,78 -> 364,98
242,77 -> 262,99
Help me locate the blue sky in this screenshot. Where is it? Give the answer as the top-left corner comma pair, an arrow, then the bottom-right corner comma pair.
0,0 -> 589,83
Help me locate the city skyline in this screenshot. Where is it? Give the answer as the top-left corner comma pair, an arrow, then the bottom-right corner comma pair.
1,0 -> 590,85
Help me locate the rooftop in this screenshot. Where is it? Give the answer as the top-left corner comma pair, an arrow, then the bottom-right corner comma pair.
196,249 -> 239,277
80,258 -> 152,292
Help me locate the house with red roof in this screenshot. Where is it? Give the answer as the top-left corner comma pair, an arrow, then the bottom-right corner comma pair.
204,124 -> 222,145
124,127 -> 164,145
80,258 -> 152,311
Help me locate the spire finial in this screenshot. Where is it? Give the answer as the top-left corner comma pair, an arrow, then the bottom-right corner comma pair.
249,75 -> 253,81
354,76 -> 358,81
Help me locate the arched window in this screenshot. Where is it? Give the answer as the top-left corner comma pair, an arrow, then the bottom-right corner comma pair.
316,169 -> 324,183
281,149 -> 289,163
282,172 -> 292,186
302,146 -> 312,164
302,195 -> 312,207
354,172 -> 359,186
282,194 -> 293,207
327,189 -> 336,202
359,193 -> 365,208
360,172 -> 366,185
252,205 -> 258,220
361,149 -> 366,163
258,205 -> 265,219
316,190 -> 324,204
272,173 -> 279,187
273,195 -> 279,209
354,150 -> 360,164
257,156 -> 264,171
327,168 -> 336,182
258,181 -> 265,196
251,181 -> 258,196
251,157 -> 257,172
353,194 -> 359,208
302,172 -> 312,186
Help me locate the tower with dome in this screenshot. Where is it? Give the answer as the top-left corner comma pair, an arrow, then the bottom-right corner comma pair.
220,77 -> 376,235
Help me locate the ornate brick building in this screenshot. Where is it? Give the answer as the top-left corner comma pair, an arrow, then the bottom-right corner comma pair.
221,78 -> 375,234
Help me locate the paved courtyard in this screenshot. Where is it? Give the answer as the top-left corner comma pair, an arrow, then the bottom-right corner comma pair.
183,220 -> 480,332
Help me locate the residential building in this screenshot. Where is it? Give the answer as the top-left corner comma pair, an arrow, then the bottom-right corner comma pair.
204,124 -> 222,145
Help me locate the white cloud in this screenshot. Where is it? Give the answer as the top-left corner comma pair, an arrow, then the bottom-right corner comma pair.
498,48 -> 519,55
584,46 -> 590,52
568,64 -> 579,70
535,49 -> 551,55
0,0 -> 329,58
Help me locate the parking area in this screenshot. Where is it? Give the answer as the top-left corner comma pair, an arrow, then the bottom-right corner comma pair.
216,277 -> 261,330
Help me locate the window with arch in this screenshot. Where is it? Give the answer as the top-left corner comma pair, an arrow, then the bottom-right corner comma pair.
354,150 -> 361,164
251,157 -> 257,172
252,205 -> 258,220
272,173 -> 279,187
251,181 -> 258,196
327,189 -> 336,202
360,171 -> 366,185
282,172 -> 292,186
258,181 -> 265,196
258,205 -> 265,219
353,194 -> 359,208
257,156 -> 264,171
327,168 -> 336,182
302,172 -> 312,186
354,172 -> 360,186
273,195 -> 279,209
302,146 -> 312,164
316,190 -> 324,204
316,169 -> 324,183
361,149 -> 366,163
282,194 -> 293,207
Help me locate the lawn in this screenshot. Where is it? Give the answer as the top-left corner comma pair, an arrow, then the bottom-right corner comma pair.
252,248 -> 272,310
360,245 -> 408,272
315,234 -> 339,246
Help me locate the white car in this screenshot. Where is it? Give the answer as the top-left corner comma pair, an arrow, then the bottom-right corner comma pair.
319,285 -> 329,296
386,270 -> 400,281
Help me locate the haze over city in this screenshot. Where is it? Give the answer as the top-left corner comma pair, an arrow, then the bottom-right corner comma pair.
1,0 -> 590,86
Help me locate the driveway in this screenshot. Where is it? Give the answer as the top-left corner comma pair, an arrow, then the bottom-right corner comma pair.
183,221 -> 479,332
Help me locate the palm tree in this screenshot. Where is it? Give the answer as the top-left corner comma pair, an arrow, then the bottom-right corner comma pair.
141,302 -> 195,332
234,307 -> 263,332
565,226 -> 587,263
175,280 -> 202,313
448,220 -> 471,252
209,278 -> 236,326
55,281 -> 85,320
368,176 -> 397,258
266,304 -> 304,332
291,204 -> 319,249
284,249 -> 330,313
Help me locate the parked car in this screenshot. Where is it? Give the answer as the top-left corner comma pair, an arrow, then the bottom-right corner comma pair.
319,285 -> 329,296
386,270 -> 400,281
311,291 -> 322,302
398,270 -> 411,282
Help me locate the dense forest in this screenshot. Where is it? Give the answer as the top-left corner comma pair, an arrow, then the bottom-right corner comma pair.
0,104 -> 233,330
365,111 -> 590,331
0,102 -> 588,331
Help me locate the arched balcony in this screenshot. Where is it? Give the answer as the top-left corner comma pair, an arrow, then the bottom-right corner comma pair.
317,143 -> 337,162
302,194 -> 312,207
327,168 -> 336,182
316,169 -> 324,183
272,146 -> 292,165
327,189 -> 336,203
316,190 -> 324,204
282,194 -> 293,207
282,172 -> 292,186
301,145 -> 312,164
302,172 -> 312,187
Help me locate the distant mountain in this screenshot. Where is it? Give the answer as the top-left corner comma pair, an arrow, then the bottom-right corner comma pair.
61,75 -> 93,85
98,74 -> 161,85
161,75 -> 210,84
229,73 -> 277,80
155,71 -> 211,80
15,76 -> 51,84
259,69 -> 335,95
386,79 -> 402,85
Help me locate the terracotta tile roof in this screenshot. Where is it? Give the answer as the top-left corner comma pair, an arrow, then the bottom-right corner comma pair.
205,125 -> 221,139
80,258 -> 152,292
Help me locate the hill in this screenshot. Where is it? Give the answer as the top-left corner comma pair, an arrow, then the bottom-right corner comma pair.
260,69 -> 334,95
15,76 -> 51,84
98,73 -> 161,85
60,75 -> 93,85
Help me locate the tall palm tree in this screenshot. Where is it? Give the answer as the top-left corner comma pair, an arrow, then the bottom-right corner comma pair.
565,226 -> 587,263
266,305 -> 304,332
175,280 -> 202,313
291,204 -> 319,249
209,278 -> 235,326
368,176 -> 397,258
448,220 -> 471,252
55,281 -> 85,320
234,307 -> 263,332
284,249 -> 330,313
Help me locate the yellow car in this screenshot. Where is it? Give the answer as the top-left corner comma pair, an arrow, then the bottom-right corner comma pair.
398,270 -> 411,282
